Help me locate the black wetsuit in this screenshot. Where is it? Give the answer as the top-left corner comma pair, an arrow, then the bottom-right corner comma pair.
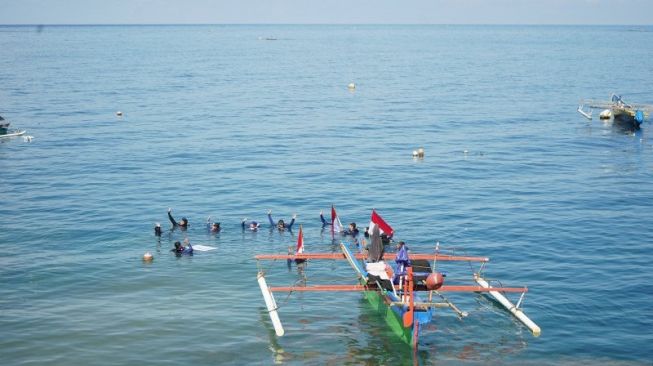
344,227 -> 360,236
168,212 -> 188,229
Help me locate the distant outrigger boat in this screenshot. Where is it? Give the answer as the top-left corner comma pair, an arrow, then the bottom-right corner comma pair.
255,228 -> 540,350
0,115 -> 26,139
578,94 -> 652,129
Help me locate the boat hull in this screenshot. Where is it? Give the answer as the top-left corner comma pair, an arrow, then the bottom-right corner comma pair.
612,107 -> 645,130
0,130 -> 26,138
360,282 -> 433,348
341,242 -> 432,348
363,289 -> 415,345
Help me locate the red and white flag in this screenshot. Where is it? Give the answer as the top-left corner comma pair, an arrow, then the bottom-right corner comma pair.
296,225 -> 304,254
331,205 -> 343,235
369,209 -> 394,238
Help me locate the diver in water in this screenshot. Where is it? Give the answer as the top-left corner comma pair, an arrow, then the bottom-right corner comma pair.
171,239 -> 193,256
154,222 -> 162,237
319,210 -> 331,228
268,210 -> 296,231
320,212 -> 358,236
206,216 -> 221,233
343,222 -> 359,236
242,218 -> 261,231
168,208 -> 188,230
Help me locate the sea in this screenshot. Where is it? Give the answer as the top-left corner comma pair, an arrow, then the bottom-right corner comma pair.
1,25 -> 652,365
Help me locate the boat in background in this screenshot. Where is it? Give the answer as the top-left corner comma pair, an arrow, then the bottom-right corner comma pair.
577,94 -> 652,129
0,115 -> 26,139
255,230 -> 540,350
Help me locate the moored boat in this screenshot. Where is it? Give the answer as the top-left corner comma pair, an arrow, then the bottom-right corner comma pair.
0,116 -> 26,138
578,94 -> 651,129
255,217 -> 540,350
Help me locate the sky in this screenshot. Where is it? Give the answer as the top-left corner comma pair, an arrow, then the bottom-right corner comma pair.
0,0 -> 651,25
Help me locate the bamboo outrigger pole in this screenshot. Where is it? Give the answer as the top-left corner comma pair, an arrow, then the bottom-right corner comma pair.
257,272 -> 285,337
474,274 -> 541,337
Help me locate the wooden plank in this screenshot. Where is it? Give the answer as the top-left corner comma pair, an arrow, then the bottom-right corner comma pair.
255,252 -> 489,262
439,285 -> 528,293
268,284 -> 527,293
270,285 -> 368,292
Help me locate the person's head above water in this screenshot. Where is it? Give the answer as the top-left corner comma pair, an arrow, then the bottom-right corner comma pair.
349,222 -> 357,231
174,241 -> 182,251
277,219 -> 285,229
211,222 -> 220,232
180,217 -> 188,227
250,221 -> 259,230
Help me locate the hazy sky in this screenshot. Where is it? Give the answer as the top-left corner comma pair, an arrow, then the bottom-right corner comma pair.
0,0 -> 651,25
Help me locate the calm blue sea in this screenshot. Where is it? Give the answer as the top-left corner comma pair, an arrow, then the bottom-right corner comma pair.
1,25 -> 652,365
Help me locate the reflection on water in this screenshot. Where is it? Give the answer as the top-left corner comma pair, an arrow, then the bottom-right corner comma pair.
260,309 -> 290,364
338,297 -> 528,365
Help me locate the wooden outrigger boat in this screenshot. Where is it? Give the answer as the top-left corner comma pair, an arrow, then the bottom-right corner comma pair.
578,94 -> 652,129
255,226 -> 540,350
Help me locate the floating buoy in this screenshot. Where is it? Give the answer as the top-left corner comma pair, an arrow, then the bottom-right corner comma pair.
599,109 -> 611,120
347,83 -> 356,90
143,252 -> 153,262
426,272 -> 444,290
116,111 -> 123,117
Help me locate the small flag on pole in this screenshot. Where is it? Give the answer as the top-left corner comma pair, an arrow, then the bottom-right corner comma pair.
369,209 -> 394,238
296,225 -> 304,254
331,205 -> 343,235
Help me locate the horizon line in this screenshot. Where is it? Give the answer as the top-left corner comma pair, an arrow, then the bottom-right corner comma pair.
1,22 -> 652,27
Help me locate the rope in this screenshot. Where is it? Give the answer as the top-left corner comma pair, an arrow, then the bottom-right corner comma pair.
256,258 -> 278,278
274,277 -> 307,311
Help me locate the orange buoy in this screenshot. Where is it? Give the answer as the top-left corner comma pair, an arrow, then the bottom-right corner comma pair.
425,272 -> 444,290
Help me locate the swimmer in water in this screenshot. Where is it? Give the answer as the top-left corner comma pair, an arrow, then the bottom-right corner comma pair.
206,216 -> 221,233
319,210 -> 331,228
343,222 -> 359,236
168,208 -> 188,230
154,222 -> 162,237
268,209 -> 296,231
242,218 -> 261,231
171,239 -> 193,256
